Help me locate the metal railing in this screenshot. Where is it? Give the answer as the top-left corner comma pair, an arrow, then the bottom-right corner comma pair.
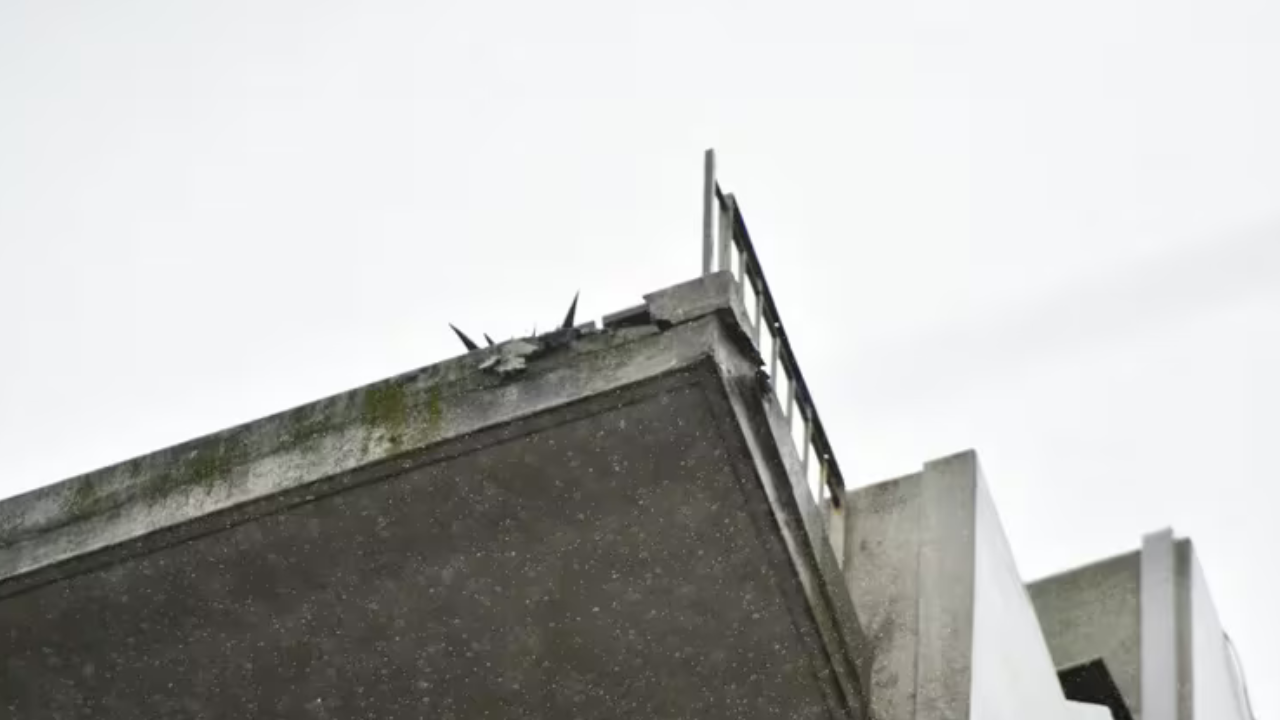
701,149 -> 846,513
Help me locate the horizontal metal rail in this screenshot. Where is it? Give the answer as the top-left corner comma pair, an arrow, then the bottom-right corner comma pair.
701,149 -> 846,510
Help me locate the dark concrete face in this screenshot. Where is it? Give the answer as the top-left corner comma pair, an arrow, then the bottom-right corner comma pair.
1,378 -> 831,720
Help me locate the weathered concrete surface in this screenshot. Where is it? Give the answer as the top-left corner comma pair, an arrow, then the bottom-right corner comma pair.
0,272 -> 869,719
1030,533 -> 1257,720
844,471 -> 924,720
1,373 -> 819,718
1028,552 -> 1142,718
717,330 -> 870,709
844,454 -> 987,720
843,454 -> 975,720
914,453 -> 979,720
0,272 -> 751,587
846,451 -> 1100,720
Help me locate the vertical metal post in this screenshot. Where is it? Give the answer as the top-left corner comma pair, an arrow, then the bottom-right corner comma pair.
753,285 -> 764,345
718,194 -> 735,273
769,323 -> 780,384
826,469 -> 844,568
819,460 -> 829,504
785,363 -> 796,424
702,149 -> 716,276
801,422 -> 811,478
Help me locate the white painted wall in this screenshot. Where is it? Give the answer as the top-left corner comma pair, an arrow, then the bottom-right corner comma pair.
970,469 -> 1077,720
1191,552 -> 1251,720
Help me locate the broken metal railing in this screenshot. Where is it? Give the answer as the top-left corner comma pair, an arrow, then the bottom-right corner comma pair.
701,149 -> 846,514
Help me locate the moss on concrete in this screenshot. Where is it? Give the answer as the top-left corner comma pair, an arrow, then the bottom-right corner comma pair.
283,408 -> 334,452
67,480 -> 113,521
426,386 -> 444,433
61,434 -> 249,525
362,384 -> 407,429
184,436 -> 248,489
55,376 -> 465,531
362,382 -> 409,450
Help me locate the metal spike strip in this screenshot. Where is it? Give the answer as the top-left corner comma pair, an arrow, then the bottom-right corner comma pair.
562,292 -> 579,330
449,324 -> 479,352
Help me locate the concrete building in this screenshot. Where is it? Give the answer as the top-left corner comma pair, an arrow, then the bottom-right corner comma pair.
846,456 -> 1258,720
1,272 -> 868,719
1030,529 -> 1259,720
0,155 -> 1258,719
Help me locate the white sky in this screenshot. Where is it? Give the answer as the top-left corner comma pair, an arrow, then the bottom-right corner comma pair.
1,0 -> 1276,713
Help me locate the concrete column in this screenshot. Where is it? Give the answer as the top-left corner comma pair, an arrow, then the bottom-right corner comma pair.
1141,528 -> 1178,720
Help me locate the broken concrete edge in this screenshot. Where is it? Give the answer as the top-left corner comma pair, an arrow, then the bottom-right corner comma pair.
0,272 -> 763,584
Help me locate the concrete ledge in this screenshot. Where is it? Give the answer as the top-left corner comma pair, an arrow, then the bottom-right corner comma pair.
0,272 -> 757,586
0,271 -> 875,720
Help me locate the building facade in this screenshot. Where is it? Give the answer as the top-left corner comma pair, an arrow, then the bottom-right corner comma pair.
0,157 -> 1258,717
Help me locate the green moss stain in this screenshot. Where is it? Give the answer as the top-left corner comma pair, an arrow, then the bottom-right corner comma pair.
183,435 -> 248,491
363,384 -> 408,428
144,472 -> 177,501
284,410 -> 333,451
67,479 -> 112,519
61,381 -> 450,524
362,382 -> 409,449
426,386 -> 444,433
62,434 -> 248,521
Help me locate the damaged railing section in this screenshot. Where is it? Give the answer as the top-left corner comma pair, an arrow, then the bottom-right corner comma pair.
701,149 -> 846,520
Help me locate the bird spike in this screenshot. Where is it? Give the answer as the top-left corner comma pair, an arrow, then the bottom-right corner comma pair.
561,291 -> 580,330
449,324 -> 479,352
484,333 -> 495,347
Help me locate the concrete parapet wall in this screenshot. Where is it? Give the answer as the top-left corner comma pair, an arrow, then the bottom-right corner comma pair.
845,451 -> 1104,720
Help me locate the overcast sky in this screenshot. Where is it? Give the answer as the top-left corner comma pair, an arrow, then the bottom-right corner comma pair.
1,0 -> 1277,713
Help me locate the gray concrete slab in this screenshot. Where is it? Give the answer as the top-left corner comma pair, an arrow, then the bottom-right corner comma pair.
1029,532 -> 1256,720
844,471 -> 925,720
1028,551 -> 1143,718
